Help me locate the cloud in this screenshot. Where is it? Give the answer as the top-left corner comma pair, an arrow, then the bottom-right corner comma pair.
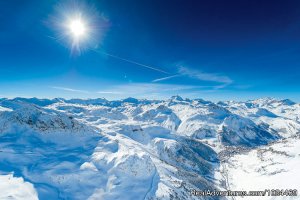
119,83 -> 193,93
51,86 -> 89,93
178,66 -> 233,85
98,83 -> 210,97
150,66 -> 233,89
50,79 -> 230,100
96,91 -> 123,94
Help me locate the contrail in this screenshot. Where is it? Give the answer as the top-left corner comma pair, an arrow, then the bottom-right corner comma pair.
93,49 -> 170,75
49,35 -> 170,74
152,74 -> 181,82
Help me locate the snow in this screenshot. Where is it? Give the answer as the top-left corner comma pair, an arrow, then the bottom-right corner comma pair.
226,136 -> 300,199
0,96 -> 299,200
0,105 -> 12,112
0,173 -> 38,200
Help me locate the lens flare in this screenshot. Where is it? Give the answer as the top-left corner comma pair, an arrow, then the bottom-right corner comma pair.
50,1 -> 109,54
69,18 -> 86,38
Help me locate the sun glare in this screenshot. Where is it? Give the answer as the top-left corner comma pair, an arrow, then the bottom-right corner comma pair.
51,1 -> 108,54
69,18 -> 86,38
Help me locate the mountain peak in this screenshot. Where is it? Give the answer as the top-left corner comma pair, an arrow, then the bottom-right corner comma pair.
122,97 -> 139,104
170,95 -> 184,101
251,97 -> 296,106
280,99 -> 296,105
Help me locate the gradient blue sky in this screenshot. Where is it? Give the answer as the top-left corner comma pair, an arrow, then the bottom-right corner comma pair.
0,0 -> 300,101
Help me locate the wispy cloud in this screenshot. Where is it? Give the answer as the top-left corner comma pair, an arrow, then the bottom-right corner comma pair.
178,66 -> 233,85
152,74 -> 181,82
98,83 -> 210,96
46,82 -> 231,100
96,91 -> 123,94
150,66 -> 233,89
51,86 -> 89,93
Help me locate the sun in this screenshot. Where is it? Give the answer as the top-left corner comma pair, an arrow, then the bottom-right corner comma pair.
50,1 -> 108,54
68,18 -> 86,39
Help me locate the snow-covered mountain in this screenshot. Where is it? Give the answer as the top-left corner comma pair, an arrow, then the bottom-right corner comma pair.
0,97 -> 299,200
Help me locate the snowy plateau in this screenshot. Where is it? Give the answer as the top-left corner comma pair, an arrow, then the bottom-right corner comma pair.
0,96 -> 299,200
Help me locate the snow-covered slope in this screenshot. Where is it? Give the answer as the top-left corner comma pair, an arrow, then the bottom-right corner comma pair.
221,98 -> 300,137
0,97 -> 299,200
0,173 -> 38,200
225,135 -> 300,200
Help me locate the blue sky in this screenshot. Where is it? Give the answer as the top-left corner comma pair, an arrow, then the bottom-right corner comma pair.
0,0 -> 300,101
